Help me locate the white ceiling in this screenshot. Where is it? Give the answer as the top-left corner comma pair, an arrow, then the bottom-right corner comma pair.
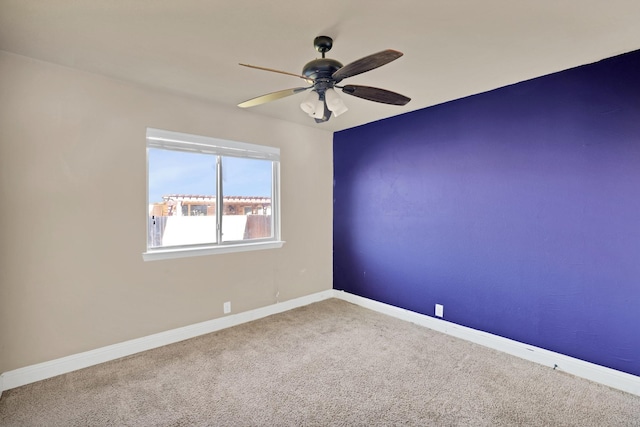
2,0 -> 640,133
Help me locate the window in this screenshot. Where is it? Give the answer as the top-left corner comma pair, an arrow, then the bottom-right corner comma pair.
143,128 -> 283,261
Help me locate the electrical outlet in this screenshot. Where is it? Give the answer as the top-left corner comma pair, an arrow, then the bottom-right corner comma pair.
435,304 -> 444,318
223,301 -> 231,314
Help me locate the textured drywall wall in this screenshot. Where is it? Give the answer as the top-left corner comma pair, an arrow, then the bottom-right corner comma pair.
0,51 -> 333,373
334,50 -> 640,376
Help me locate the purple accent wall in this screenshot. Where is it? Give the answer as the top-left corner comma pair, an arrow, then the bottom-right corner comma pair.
333,50 -> 640,376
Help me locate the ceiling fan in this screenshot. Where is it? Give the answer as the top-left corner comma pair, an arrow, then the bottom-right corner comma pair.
238,36 -> 411,123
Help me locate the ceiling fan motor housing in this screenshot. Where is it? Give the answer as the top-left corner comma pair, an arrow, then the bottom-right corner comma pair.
302,58 -> 343,82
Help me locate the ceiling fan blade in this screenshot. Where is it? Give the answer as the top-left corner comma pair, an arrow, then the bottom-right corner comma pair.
238,87 -> 310,108
240,63 -> 313,82
341,85 -> 411,106
332,50 -> 403,81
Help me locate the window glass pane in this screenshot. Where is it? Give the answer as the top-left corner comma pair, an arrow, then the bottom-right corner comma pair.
221,157 -> 273,242
148,148 -> 217,248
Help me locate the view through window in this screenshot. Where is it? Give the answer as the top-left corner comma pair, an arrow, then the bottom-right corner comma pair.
145,128 -> 280,258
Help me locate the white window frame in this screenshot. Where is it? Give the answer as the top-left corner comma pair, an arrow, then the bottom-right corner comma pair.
143,128 -> 283,261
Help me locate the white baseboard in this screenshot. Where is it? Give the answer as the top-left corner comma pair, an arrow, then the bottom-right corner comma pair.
2,289 -> 638,398
0,290 -> 334,393
332,290 -> 640,397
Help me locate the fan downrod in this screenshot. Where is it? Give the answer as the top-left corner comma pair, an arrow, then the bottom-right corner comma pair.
314,36 -> 333,57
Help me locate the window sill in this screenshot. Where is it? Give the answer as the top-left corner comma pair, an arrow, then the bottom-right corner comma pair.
142,240 -> 285,261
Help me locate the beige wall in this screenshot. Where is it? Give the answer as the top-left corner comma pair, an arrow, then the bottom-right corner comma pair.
0,51 -> 333,373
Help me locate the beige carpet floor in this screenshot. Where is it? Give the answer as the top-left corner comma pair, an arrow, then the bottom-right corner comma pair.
1,298 -> 639,426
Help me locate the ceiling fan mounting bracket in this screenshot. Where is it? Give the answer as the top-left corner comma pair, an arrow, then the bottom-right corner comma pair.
313,36 -> 333,57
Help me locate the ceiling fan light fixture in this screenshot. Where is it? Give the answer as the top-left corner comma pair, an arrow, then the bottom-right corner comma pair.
310,97 -> 325,118
325,88 -> 348,117
300,90 -> 319,115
